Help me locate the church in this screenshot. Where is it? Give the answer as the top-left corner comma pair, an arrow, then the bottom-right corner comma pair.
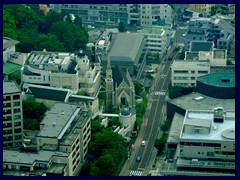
105,57 -> 136,113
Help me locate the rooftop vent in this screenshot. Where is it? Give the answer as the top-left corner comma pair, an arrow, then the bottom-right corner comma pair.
61,111 -> 65,115
53,122 -> 56,126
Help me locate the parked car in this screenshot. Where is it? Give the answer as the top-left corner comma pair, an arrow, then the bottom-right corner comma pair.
136,156 -> 142,162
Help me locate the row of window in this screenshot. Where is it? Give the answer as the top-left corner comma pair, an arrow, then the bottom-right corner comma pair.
180,142 -> 221,147
174,70 -> 209,74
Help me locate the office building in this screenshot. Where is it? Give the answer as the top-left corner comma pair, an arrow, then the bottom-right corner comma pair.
162,108 -> 235,176
3,80 -> 23,148
3,102 -> 91,176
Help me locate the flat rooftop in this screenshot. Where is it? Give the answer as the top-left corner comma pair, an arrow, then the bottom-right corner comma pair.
197,73 -> 235,87
37,103 -> 80,139
167,92 -> 235,112
3,150 -> 69,165
167,113 -> 184,144
141,27 -> 164,35
3,80 -> 21,94
181,109 -> 235,141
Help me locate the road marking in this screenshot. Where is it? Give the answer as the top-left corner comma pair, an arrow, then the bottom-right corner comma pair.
154,91 -> 166,95
129,170 -> 143,176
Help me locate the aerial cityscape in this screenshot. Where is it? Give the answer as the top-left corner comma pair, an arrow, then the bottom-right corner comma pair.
3,4 -> 235,176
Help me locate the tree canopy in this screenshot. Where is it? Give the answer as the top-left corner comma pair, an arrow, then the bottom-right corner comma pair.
4,4 -> 89,53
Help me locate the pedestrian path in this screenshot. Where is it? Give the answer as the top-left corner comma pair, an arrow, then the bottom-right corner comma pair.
129,170 -> 143,176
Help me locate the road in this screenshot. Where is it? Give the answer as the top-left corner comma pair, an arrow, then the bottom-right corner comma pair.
129,48 -> 177,174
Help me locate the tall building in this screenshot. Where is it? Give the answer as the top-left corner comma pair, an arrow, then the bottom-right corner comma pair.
3,102 -> 91,176
50,4 -> 174,27
3,80 -> 23,148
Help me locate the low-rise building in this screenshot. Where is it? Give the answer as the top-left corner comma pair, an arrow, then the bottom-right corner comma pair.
171,60 -> 210,87
21,50 -> 101,96
162,108 -> 235,176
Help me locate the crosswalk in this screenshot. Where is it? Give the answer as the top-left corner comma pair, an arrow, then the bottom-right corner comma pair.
129,170 -> 143,176
154,91 -> 166,96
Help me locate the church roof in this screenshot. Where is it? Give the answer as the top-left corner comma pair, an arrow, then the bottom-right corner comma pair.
112,65 -> 130,89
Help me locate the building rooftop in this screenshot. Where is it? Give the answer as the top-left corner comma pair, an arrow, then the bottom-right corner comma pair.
167,113 -> 184,144
3,62 -> 22,75
3,150 -> 69,165
180,109 -> 235,141
213,49 -> 226,59
172,60 -> 210,69
141,27 -> 164,35
3,80 -> 21,95
37,103 -> 80,139
197,73 -> 235,88
109,33 -> 144,62
167,92 -> 235,113
3,37 -> 19,50
22,83 -> 71,102
190,41 -> 213,52
25,51 -> 77,74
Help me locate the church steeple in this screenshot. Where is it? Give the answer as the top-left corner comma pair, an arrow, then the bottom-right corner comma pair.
105,56 -> 114,112
106,56 -> 112,80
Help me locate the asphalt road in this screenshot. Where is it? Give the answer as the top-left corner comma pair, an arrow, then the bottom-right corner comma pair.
130,50 -> 174,173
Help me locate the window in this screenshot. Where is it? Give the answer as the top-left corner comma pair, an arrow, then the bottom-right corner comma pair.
14,108 -> 20,114
13,95 -> 20,100
13,102 -> 20,107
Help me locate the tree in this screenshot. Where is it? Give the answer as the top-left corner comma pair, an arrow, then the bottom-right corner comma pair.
108,117 -> 121,128
90,154 -> 117,176
23,96 -> 48,121
72,24 -> 89,50
211,6 -> 218,16
3,9 -> 17,39
118,22 -> 126,32
154,133 -> 167,155
160,119 -> 172,132
91,120 -> 104,135
134,82 -> 144,96
34,33 -> 65,51
49,21 -> 75,52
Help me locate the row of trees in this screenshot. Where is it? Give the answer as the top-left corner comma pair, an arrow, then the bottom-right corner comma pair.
81,120 -> 127,176
168,84 -> 196,99
4,4 -> 89,53
134,82 -> 148,131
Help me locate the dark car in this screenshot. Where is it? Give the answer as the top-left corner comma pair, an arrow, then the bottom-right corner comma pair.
168,56 -> 173,61
136,156 -> 142,162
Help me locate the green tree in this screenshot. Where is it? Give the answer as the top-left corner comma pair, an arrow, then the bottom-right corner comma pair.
49,21 -> 75,52
91,120 -> 104,135
108,117 -> 121,128
34,33 -> 65,51
4,4 -> 39,29
23,96 -> 48,121
3,9 -> 17,39
211,6 -> 218,16
134,82 -> 144,96
118,22 -> 126,32
160,119 -> 172,132
72,24 -> 89,50
16,27 -> 38,52
90,154 -> 117,176
154,133 -> 167,155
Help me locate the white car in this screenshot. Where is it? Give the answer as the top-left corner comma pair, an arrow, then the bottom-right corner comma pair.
182,34 -> 186,37
141,140 -> 146,147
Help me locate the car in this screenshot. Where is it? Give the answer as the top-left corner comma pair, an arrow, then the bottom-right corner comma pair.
168,56 -> 173,61
136,156 -> 142,162
141,140 -> 146,147
182,33 -> 186,37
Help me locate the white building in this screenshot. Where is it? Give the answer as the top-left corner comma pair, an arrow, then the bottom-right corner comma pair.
161,107 -> 235,176
21,50 -> 101,96
171,60 -> 210,87
140,27 -> 168,57
3,102 -> 91,176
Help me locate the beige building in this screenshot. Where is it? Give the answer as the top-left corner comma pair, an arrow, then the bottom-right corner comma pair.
21,50 -> 101,96
3,80 -> 23,148
189,4 -> 213,17
162,107 -> 235,176
3,102 -> 91,176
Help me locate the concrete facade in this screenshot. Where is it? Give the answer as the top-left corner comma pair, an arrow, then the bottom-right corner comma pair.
3,80 -> 23,148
